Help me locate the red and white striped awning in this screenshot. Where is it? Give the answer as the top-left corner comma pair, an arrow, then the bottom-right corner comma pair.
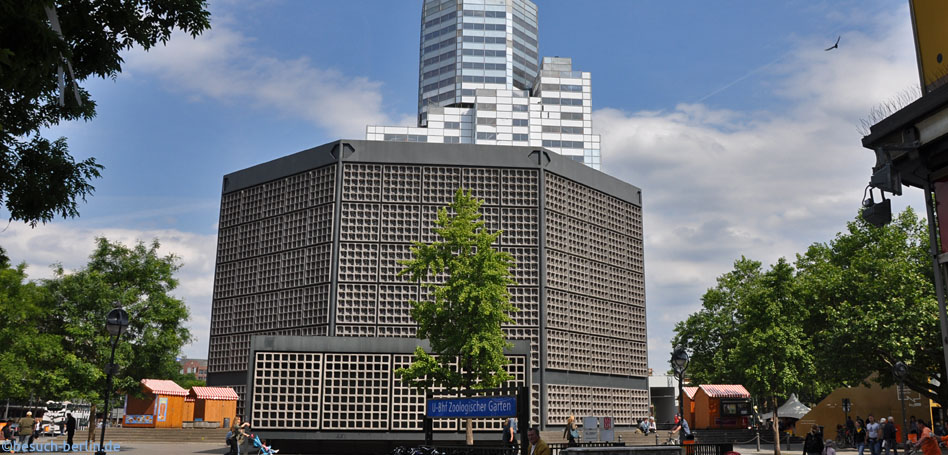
141,379 -> 188,397
683,386 -> 699,399
699,384 -> 751,398
190,386 -> 239,401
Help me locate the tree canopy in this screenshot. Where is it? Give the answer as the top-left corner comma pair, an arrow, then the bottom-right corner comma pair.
0,238 -> 193,405
795,207 -> 945,404
395,189 -> 518,444
396,189 -> 518,391
0,0 -> 210,226
673,207 -> 947,413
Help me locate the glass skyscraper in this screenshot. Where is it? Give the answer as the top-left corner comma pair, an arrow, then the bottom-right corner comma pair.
417,0 -> 539,124
369,0 -> 602,170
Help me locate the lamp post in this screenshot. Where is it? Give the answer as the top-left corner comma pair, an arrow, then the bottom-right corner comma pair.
842,398 -> 852,445
95,308 -> 129,455
671,347 -> 689,444
893,362 -> 908,448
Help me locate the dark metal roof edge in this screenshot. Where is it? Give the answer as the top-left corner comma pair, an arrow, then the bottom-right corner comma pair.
219,139 -> 643,206
221,141 -> 338,194
249,334 -> 532,357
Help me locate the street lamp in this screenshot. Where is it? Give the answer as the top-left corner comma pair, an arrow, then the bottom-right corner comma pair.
671,347 -> 690,434
893,361 -> 908,449
96,307 -> 129,455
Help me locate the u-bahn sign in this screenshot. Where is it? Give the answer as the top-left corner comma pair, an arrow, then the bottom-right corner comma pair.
426,396 -> 517,418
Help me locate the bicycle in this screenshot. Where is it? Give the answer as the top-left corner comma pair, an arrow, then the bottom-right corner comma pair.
836,426 -> 855,449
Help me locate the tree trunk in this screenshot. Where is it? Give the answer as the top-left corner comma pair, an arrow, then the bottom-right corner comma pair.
466,417 -> 474,445
773,396 -> 782,455
3,399 -> 7,419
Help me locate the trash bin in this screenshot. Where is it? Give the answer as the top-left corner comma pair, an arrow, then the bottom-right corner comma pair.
223,418 -> 230,428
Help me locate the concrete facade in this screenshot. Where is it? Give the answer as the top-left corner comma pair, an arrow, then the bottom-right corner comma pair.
206,139 -> 648,433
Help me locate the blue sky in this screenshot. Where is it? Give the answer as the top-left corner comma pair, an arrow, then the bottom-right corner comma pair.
3,0 -> 927,370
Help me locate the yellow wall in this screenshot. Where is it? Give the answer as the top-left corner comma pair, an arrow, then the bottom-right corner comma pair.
911,0 -> 948,93
183,400 -> 194,422
154,395 -> 186,429
695,392 -> 711,429
683,393 -> 696,426
796,380 -> 933,440
195,400 -> 237,427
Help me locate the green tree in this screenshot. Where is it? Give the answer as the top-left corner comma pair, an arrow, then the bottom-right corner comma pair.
0,247 -> 65,403
671,257 -> 760,386
674,257 -> 817,455
39,237 -> 193,404
795,208 -> 947,406
728,258 -> 813,455
396,189 -> 518,444
674,207 -> 946,431
174,373 -> 205,390
0,0 -> 210,226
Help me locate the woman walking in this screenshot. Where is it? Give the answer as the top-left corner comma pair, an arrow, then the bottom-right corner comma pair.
853,419 -> 867,455
563,415 -> 578,447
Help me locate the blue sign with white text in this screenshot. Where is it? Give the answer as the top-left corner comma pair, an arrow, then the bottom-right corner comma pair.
426,396 -> 517,418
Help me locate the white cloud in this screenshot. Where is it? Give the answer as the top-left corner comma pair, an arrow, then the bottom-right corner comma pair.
123,23 -> 410,139
595,7 -> 926,368
0,223 -> 216,359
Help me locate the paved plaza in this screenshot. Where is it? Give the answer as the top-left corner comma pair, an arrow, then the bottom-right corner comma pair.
0,433 -> 869,455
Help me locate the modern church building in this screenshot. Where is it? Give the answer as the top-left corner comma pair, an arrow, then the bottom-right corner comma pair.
206,0 -> 646,440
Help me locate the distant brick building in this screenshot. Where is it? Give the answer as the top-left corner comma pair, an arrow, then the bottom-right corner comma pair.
178,358 -> 208,381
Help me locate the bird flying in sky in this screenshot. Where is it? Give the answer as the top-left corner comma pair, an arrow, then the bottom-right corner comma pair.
825,36 -> 840,51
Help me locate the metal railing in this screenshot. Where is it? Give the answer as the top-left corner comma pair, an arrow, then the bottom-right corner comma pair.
430,442 -> 627,455
550,442 -> 626,455
430,446 -> 517,455
681,443 -> 733,455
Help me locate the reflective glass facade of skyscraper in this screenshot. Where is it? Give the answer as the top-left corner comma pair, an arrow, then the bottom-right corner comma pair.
370,0 -> 602,170
418,0 -> 538,124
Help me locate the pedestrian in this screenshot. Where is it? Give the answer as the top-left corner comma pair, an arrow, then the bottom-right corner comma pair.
2,420 -> 16,453
866,415 -> 881,455
228,416 -> 243,455
913,422 -> 948,455
16,412 -> 32,451
502,417 -> 518,447
27,416 -> 40,448
528,427 -> 551,455
857,416 -> 865,429
854,419 -> 867,455
65,413 -> 76,449
824,439 -> 837,455
804,425 -> 824,455
649,416 -> 657,434
237,421 -> 251,455
883,416 -> 898,455
563,415 -> 578,447
638,418 -> 649,434
909,416 -> 919,439
672,413 -> 693,441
